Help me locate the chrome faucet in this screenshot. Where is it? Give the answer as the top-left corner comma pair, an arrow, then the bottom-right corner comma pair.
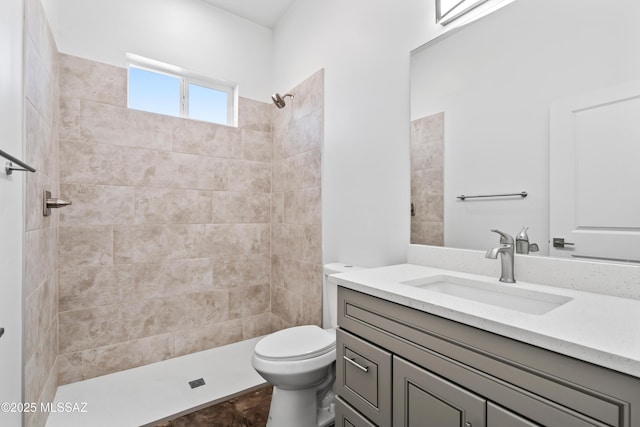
485,229 -> 516,283
515,227 -> 539,255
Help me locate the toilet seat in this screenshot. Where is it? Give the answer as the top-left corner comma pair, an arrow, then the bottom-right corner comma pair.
254,325 -> 336,361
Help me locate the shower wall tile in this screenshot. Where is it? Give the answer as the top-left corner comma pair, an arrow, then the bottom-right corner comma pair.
60,99 -> 174,151
291,69 -> 324,121
174,319 -> 244,357
227,160 -> 271,193
229,284 -> 270,319
59,225 -> 113,266
270,69 -> 324,329
25,37 -> 55,125
284,187 -> 322,225
58,55 -> 277,383
25,99 -> 58,183
410,113 -> 444,247
211,253 -> 270,289
24,0 -> 59,424
59,139 -> 128,186
131,259 -> 214,299
284,260 -> 323,302
81,334 -> 174,379
59,183 -> 135,226
59,53 -> 126,106
242,129 -> 272,163
134,187 -> 213,224
58,265 -> 131,312
173,119 -> 242,158
24,227 -> 58,297
113,224 -> 205,264
238,97 -> 272,132
242,313 -> 283,339
57,353 -> 84,385
271,191 -> 284,224
58,305 -> 122,354
213,191 -> 270,223
204,224 -> 270,256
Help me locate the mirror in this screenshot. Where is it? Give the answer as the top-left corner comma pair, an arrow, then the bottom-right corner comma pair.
410,0 -> 640,258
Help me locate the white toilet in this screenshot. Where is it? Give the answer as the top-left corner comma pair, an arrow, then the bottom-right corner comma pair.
251,263 -> 361,427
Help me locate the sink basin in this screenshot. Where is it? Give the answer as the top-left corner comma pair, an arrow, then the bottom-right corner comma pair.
401,275 -> 572,315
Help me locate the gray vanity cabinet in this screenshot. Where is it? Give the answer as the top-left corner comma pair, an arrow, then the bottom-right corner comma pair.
335,286 -> 640,427
393,356 -> 486,427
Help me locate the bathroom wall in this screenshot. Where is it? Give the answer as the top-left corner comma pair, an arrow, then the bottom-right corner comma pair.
271,70 -> 324,327
272,0 -> 430,268
410,113 -> 444,246
0,0 -> 25,425
23,0 -> 60,425
56,54 -> 279,383
43,0 -> 273,101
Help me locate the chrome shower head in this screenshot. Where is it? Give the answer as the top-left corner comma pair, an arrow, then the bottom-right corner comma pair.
271,93 -> 294,109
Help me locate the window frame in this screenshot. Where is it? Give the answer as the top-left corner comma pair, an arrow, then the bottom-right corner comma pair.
127,53 -> 237,127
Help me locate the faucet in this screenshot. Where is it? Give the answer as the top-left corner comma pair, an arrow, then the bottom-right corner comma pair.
515,227 -> 539,255
485,229 -> 516,283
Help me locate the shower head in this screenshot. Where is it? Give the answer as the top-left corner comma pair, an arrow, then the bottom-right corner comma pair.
271,93 -> 294,109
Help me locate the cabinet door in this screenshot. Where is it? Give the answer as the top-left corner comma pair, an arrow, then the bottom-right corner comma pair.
487,402 -> 540,427
393,356 -> 486,427
335,396 -> 377,427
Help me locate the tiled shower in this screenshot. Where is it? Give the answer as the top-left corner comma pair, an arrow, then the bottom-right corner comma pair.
22,0 -> 324,425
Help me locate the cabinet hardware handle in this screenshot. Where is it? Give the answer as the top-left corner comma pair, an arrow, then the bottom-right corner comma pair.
465,423 -> 472,427
343,355 -> 369,373
553,237 -> 575,248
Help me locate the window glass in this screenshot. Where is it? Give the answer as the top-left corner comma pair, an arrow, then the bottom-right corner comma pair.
188,83 -> 228,125
128,67 -> 181,117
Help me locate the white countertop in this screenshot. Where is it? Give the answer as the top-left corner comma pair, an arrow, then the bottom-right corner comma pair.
330,263 -> 640,378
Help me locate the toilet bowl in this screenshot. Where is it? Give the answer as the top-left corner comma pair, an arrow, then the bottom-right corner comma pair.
251,263 -> 361,427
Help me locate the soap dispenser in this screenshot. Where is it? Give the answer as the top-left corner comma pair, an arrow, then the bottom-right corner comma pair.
516,227 -> 539,254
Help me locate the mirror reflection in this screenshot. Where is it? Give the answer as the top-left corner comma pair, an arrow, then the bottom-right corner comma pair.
410,0 -> 640,261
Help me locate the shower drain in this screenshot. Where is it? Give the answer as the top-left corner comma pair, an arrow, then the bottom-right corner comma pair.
189,378 -> 206,389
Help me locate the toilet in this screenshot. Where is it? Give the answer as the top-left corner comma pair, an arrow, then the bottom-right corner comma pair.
251,263 -> 361,427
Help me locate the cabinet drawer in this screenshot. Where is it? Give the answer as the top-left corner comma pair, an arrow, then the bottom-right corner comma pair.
335,396 -> 377,427
336,329 -> 391,427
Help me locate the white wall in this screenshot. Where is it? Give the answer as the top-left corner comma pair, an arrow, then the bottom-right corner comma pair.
272,0 -> 430,268
411,0 -> 640,252
0,0 -> 24,424
47,0 -> 273,101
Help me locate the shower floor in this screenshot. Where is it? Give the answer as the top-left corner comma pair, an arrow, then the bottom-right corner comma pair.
46,337 -> 266,427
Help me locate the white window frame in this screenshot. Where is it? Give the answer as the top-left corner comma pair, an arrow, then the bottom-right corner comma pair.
127,53 -> 238,127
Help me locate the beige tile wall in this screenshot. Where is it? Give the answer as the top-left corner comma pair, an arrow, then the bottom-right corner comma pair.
271,70 -> 324,327
23,0 -> 60,425
410,112 -> 444,246
57,54 -> 287,383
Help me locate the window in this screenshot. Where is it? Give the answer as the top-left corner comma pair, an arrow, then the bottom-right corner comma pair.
127,54 -> 236,126
436,0 -> 514,27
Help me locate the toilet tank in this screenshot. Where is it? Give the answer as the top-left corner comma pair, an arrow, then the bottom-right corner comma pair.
323,263 -> 363,329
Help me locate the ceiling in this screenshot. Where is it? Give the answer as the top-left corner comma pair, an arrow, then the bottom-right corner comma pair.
200,0 -> 296,28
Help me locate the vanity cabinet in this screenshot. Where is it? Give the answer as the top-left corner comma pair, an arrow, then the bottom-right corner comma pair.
335,286 -> 640,427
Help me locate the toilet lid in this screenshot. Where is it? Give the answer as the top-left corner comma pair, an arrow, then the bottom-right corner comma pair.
254,325 -> 336,361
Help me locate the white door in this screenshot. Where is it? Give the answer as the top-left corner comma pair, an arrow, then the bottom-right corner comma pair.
550,80 -> 640,262
0,0 -> 24,424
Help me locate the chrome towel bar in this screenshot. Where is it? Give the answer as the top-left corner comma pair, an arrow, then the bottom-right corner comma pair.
1,148 -> 36,175
457,191 -> 527,201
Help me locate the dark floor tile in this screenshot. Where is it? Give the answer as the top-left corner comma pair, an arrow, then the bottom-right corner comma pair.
155,386 -> 272,427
